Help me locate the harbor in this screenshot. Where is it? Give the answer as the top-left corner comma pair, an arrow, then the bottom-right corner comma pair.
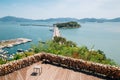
0,38 -> 32,60
0,24 -> 61,54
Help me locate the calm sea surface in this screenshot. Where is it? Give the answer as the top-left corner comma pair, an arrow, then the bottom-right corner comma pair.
0,22 -> 120,64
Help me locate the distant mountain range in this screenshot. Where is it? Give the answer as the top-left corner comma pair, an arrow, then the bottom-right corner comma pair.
0,16 -> 120,22
0,16 -> 34,22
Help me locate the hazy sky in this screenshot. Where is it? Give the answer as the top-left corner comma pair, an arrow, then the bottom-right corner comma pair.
0,0 -> 120,19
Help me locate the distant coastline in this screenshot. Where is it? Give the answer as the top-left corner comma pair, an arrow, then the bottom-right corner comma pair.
0,16 -> 120,23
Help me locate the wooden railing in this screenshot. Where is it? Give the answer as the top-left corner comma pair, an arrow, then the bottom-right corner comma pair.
0,53 -> 120,79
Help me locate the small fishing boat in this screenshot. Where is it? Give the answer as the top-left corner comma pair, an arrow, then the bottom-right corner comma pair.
17,49 -> 24,52
0,49 -> 8,54
49,28 -> 53,31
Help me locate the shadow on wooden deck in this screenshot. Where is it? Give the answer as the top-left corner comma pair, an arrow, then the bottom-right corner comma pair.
42,61 -> 115,80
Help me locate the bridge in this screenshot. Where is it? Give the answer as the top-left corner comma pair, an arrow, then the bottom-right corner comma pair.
52,25 -> 61,39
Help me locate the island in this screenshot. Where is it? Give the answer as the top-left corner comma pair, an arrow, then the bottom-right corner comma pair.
54,21 -> 81,28
0,38 -> 32,49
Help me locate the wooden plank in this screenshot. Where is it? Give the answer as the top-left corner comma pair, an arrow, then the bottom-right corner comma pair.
0,62 -> 101,80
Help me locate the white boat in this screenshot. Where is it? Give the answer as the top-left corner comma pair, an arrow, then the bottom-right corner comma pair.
0,49 -> 8,54
49,28 -> 53,31
0,54 -> 7,58
17,49 -> 24,52
6,44 -> 13,48
0,49 -> 4,53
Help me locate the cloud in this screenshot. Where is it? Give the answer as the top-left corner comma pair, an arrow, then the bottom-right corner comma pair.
0,0 -> 120,19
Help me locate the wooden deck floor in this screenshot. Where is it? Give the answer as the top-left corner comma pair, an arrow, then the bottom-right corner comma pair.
0,62 -> 102,80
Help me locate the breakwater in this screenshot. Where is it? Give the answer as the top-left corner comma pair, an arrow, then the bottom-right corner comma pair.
0,53 -> 119,79
0,38 -> 32,49
52,25 -> 61,39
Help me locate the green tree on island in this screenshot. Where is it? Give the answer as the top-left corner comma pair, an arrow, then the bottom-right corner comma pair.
55,21 -> 81,28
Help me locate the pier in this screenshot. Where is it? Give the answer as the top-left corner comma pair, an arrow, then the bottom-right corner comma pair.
0,38 -> 32,49
52,25 -> 61,39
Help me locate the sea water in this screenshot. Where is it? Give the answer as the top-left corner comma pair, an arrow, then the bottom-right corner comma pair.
0,21 -> 120,64
61,22 -> 120,64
